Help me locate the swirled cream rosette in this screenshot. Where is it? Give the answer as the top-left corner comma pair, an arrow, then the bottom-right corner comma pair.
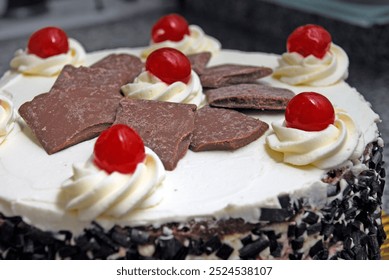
266,110 -> 364,169
0,95 -> 15,145
141,25 -> 221,59
10,38 -> 86,76
121,70 -> 204,106
61,147 -> 166,221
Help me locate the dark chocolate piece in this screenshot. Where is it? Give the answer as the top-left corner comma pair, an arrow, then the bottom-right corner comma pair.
239,238 -> 269,259
187,52 -> 211,75
190,106 -> 268,152
200,64 -> 272,88
259,208 -> 294,223
206,83 -> 294,110
216,243 -> 234,260
114,98 -> 196,170
91,53 -> 143,85
19,93 -> 120,154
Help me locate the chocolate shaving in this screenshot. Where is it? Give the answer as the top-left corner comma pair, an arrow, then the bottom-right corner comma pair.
206,83 -> 294,110
190,106 -> 269,152
114,98 -> 196,170
187,52 -> 212,75
200,64 -> 272,88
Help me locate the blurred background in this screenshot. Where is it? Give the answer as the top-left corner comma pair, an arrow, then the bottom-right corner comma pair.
0,0 -> 388,211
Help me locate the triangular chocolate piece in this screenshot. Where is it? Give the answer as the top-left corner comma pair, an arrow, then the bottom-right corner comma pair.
190,106 -> 269,152
200,64 -> 273,88
19,93 -> 120,154
187,52 -> 212,75
206,83 -> 295,110
114,98 -> 197,170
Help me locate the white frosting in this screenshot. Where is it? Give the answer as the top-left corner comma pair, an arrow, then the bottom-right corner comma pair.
141,25 -> 221,59
61,147 -> 165,221
273,43 -> 349,86
10,38 -> 86,76
0,95 -> 15,144
121,70 -> 204,106
266,110 -> 364,169
0,48 -> 380,234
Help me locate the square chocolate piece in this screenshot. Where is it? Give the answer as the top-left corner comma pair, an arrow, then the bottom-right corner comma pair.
206,83 -> 295,110
187,52 -> 212,75
114,98 -> 197,170
200,64 -> 273,88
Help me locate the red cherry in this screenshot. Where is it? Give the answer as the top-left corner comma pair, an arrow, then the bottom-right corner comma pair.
287,24 -> 332,59
285,92 -> 335,132
145,47 -> 191,84
93,124 -> 146,174
27,27 -> 69,58
151,13 -> 190,43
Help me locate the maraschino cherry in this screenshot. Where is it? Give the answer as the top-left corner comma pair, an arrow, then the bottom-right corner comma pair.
285,92 -> 335,132
151,14 -> 190,43
145,47 -> 191,84
93,124 -> 146,174
287,24 -> 332,59
27,27 -> 69,58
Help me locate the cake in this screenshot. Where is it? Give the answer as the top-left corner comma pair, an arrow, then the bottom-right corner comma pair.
0,16 -> 386,260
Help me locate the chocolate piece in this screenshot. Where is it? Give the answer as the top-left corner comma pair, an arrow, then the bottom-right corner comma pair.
259,208 -> 294,223
50,65 -> 124,99
91,53 -> 143,85
190,106 -> 268,152
239,238 -> 269,259
114,98 -> 196,170
216,244 -> 234,260
187,52 -> 211,75
200,64 -> 273,88
19,93 -> 120,154
206,84 -> 294,110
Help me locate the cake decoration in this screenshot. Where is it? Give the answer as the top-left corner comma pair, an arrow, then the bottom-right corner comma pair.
190,106 -> 269,152
187,52 -> 212,75
273,24 -> 349,86
141,13 -> 221,58
121,48 -> 204,106
266,92 -> 363,169
114,98 -> 196,170
0,95 -> 15,144
200,64 -> 273,88
205,83 -> 294,110
10,26 -> 86,76
61,124 -> 166,221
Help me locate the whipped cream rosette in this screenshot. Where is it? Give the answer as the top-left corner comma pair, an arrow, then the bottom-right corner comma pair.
10,27 -> 86,76
122,47 -> 204,106
61,124 -> 166,221
0,95 -> 15,144
141,14 -> 221,59
274,24 -> 349,86
267,92 -> 363,169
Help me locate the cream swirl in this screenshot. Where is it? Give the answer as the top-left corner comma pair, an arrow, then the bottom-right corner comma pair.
0,96 -> 15,144
273,43 -> 349,86
10,38 -> 86,76
61,147 -> 166,221
121,70 -> 204,106
141,25 -> 221,59
266,110 -> 363,169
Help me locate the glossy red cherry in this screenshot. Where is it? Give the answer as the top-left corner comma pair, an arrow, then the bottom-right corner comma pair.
93,124 -> 146,174
151,13 -> 190,43
285,92 -> 335,132
27,27 -> 69,58
145,47 -> 191,84
287,24 -> 332,59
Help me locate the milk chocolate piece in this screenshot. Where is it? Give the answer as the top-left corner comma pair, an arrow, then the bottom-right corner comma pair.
206,84 -> 295,110
91,53 -> 143,85
190,106 -> 269,152
187,52 -> 212,75
50,65 -> 124,99
19,93 -> 120,154
114,99 -> 197,170
200,64 -> 273,88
